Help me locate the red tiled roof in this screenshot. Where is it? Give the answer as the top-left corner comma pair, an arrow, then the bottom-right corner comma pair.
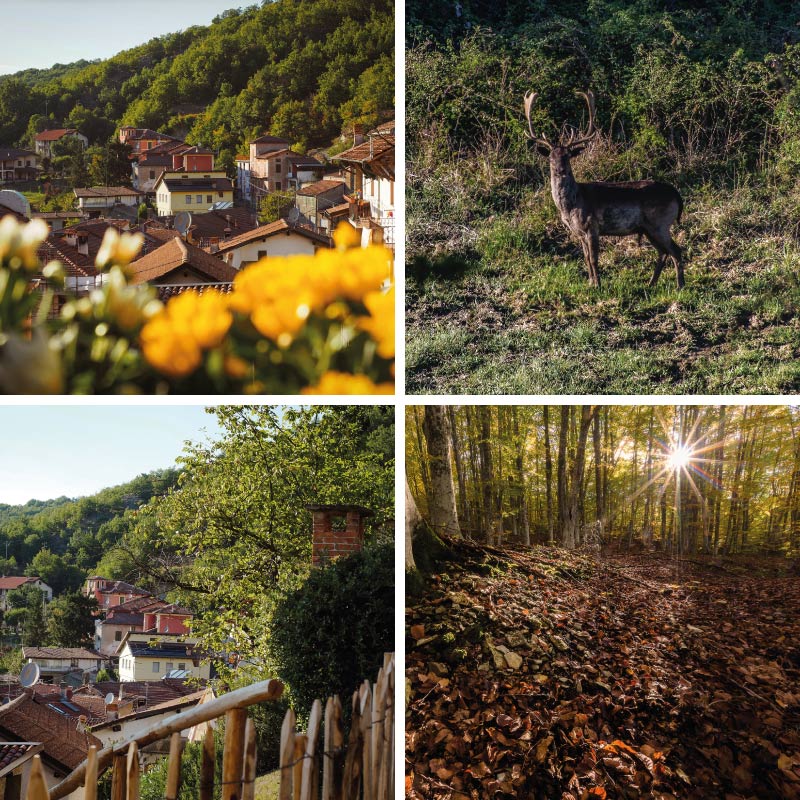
156,282 -> 233,301
0,577 -> 42,591
93,679 -> 205,708
297,179 -> 345,197
0,742 -> 42,775
187,207 -> 258,240
73,186 -> 143,198
35,128 -> 79,142
0,694 -> 101,771
128,237 -> 237,284
333,135 -> 394,164
322,202 -> 350,216
216,219 -> 332,253
96,580 -> 150,596
157,603 -> 193,616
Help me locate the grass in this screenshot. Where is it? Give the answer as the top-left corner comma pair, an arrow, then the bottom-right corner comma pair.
253,770 -> 281,800
406,180 -> 800,394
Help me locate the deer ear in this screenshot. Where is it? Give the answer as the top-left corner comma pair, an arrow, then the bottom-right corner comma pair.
535,144 -> 551,157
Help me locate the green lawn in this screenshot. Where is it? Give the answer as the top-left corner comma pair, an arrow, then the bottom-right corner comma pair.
406,185 -> 800,394
254,770 -> 281,800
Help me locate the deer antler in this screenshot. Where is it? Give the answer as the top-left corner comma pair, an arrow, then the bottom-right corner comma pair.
523,91 -> 552,151
564,90 -> 597,149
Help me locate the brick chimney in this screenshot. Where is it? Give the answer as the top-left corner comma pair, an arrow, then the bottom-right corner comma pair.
353,124 -> 365,146
307,504 -> 373,566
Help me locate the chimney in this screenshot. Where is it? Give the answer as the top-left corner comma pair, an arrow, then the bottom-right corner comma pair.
353,124 -> 365,146
307,504 -> 372,567
77,233 -> 89,256
59,681 -> 68,699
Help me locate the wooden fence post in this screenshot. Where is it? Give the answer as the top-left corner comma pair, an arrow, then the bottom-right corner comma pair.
359,681 -> 372,800
300,700 -> 322,800
84,745 -> 98,800
25,756 -> 48,800
242,719 -> 258,800
200,726 -> 216,800
222,708 -> 248,800
322,695 -> 344,800
279,707 -> 297,800
110,752 -> 127,800
165,732 -> 184,800
125,743 -> 140,800
293,734 -> 306,800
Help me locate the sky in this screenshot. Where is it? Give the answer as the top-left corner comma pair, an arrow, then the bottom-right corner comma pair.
0,1 -> 245,75
0,405 -> 223,505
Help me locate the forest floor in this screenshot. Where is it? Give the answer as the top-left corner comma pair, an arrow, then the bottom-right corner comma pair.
405,541 -> 800,799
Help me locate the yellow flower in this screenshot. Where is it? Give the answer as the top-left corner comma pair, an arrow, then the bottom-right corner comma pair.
333,221 -> 359,251
0,216 -> 49,271
96,228 -> 144,271
139,289 -> 232,377
0,330 -> 63,393
224,354 -> 250,379
301,371 -> 394,395
359,285 -> 395,359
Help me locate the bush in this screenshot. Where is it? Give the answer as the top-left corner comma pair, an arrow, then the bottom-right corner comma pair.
268,543 -> 394,715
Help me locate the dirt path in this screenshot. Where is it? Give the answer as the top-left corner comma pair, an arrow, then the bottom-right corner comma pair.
406,544 -> 800,799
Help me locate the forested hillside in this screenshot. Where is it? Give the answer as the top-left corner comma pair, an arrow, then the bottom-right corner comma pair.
0,469 -> 179,595
406,1 -> 800,393
0,0 -> 393,161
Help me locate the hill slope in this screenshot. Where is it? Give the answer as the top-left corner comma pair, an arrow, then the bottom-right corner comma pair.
0,0 -> 393,157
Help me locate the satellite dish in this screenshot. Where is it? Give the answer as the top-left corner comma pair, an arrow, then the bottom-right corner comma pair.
104,693 -> 115,705
0,189 -> 32,219
174,211 -> 192,236
19,662 -> 40,688
287,207 -> 301,225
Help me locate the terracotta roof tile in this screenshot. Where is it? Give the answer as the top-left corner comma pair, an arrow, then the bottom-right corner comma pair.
216,219 -> 332,253
0,695 -> 101,771
34,129 -> 79,142
0,742 -> 42,774
22,647 -> 101,660
297,179 -> 345,197
0,577 -> 41,591
73,186 -> 143,198
128,238 -> 237,284
156,283 -> 233,301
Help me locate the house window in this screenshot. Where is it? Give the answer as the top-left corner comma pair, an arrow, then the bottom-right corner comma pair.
218,191 -> 223,197
149,170 -> 155,179
166,662 -> 174,672
276,182 -> 282,191
257,250 -> 267,259
196,194 -> 202,204
207,195 -> 212,203
152,662 -> 160,673
115,630 -> 122,641
178,663 -> 186,670
275,161 -> 282,173
186,196 -> 192,204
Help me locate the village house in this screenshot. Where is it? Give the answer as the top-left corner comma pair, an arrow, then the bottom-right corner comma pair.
215,218 -> 332,269
0,577 -> 52,611
127,236 -> 236,286
0,148 -> 39,183
94,596 -> 168,656
295,179 -> 347,231
134,144 -> 216,193
332,120 -> 395,249
118,127 -> 179,154
34,129 -> 88,159
153,172 -> 234,216
116,632 -> 210,683
84,577 -> 151,609
0,742 -> 43,800
73,186 -> 144,217
0,693 -> 100,797
181,206 -> 258,249
235,153 -> 251,203
21,647 -> 104,686
250,147 -> 324,202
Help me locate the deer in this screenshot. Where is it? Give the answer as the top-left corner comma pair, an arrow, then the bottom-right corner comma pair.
524,90 -> 684,289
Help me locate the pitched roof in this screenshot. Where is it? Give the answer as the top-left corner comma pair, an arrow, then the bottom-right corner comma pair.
23,647 -> 101,661
181,146 -> 214,155
73,186 -> 143,198
91,678 -> 207,709
126,128 -> 178,141
0,147 -> 37,160
35,128 -> 79,142
0,694 -> 101,771
332,125 -> 395,180
0,742 -> 42,776
251,134 -> 291,145
254,148 -> 297,160
0,576 -> 42,591
297,179 -> 345,197
128,237 -> 237,284
216,218 -> 332,253
157,603 -> 193,616
96,579 -> 150,596
156,282 -> 233,301
160,177 -> 233,192
187,207 -> 258,240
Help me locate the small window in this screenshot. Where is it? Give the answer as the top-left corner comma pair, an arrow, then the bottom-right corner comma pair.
166,662 -> 174,672
196,194 -> 202,204
186,196 -> 192,204
218,191 -> 223,197
207,195 -> 212,203
149,170 -> 155,179
152,662 -> 160,673
178,663 -> 186,670
276,182 -> 281,191
257,250 -> 267,259
115,630 -> 122,641
275,161 -> 282,173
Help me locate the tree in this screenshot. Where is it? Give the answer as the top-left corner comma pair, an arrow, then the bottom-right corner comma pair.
87,141 -> 133,187
258,190 -> 296,224
6,586 -> 47,646
46,592 -> 98,647
422,405 -> 461,538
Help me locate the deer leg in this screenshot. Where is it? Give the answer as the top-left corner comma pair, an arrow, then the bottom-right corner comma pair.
587,231 -> 601,288
667,238 -> 684,288
643,231 -> 669,287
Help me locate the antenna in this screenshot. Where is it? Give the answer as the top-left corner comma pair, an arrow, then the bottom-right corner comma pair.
287,207 -> 300,226
19,662 -> 40,688
174,211 -> 192,237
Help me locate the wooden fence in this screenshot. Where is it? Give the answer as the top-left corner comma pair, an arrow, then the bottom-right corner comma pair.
278,653 -> 394,800
22,655 -> 394,800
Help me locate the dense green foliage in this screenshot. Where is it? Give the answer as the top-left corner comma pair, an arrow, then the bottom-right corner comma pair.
110,406 -> 394,677
46,592 -> 99,647
0,0 -> 393,157
406,1 -> 800,393
0,469 -> 179,590
268,542 -> 394,713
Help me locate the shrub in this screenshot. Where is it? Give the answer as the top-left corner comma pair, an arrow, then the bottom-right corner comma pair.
268,543 -> 394,715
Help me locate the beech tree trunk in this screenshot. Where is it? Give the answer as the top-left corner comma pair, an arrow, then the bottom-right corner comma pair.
405,479 -> 421,570
422,405 -> 462,538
